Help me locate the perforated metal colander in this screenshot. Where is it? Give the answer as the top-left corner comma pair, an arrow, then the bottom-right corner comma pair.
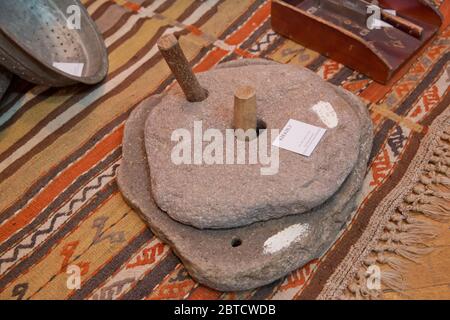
0,0 -> 108,87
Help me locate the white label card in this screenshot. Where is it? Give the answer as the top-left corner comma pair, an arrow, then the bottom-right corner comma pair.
52,62 -> 84,77
272,119 -> 326,157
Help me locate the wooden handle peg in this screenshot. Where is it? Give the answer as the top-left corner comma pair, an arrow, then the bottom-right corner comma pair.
234,85 -> 257,141
157,34 -> 208,102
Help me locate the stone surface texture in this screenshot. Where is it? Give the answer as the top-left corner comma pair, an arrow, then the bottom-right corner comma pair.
117,59 -> 373,291
145,59 -> 363,229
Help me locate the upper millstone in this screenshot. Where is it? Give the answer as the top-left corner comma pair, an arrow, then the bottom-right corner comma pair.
144,61 -> 363,229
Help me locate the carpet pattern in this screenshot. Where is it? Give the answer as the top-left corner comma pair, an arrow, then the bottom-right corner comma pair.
0,0 -> 448,300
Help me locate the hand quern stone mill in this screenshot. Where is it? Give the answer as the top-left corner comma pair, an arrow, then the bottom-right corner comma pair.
118,34 -> 373,291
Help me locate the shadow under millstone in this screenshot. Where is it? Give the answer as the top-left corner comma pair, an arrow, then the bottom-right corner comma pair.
0,68 -> 12,105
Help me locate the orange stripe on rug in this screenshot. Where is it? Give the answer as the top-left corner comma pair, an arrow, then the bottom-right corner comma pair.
441,0 -> 450,28
0,126 -> 124,244
193,1 -> 270,72
226,1 -> 271,46
194,48 -> 229,73
188,286 -> 222,300
112,0 -> 142,12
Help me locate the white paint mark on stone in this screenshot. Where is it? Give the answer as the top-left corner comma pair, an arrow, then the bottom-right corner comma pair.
312,101 -> 338,128
263,223 -> 310,254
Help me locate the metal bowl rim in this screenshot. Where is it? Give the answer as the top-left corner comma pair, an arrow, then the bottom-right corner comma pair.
0,0 -> 108,85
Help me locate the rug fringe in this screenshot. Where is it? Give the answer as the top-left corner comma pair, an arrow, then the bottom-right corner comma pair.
341,128 -> 450,299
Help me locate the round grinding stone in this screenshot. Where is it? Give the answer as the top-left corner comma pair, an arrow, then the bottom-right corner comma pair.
145,60 -> 363,229
117,75 -> 373,291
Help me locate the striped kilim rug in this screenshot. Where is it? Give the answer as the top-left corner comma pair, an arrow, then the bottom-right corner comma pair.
0,0 -> 449,300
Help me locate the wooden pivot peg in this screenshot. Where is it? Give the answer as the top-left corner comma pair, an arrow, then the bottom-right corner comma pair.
234,85 -> 257,141
380,10 -> 423,39
157,34 -> 208,102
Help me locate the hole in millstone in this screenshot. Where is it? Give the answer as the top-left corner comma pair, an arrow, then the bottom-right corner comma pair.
233,119 -> 267,142
231,237 -> 242,248
256,119 -> 267,137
